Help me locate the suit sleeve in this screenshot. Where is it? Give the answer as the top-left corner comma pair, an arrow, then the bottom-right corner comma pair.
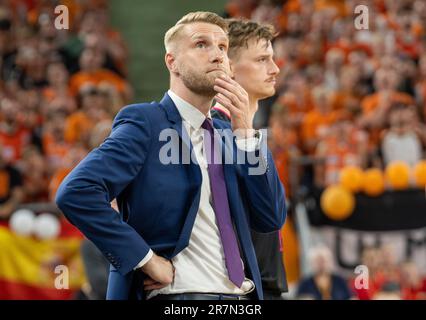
235,133 -> 287,233
56,105 -> 152,276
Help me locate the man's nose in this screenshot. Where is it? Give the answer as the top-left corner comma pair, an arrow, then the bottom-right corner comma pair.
269,60 -> 280,75
210,46 -> 224,64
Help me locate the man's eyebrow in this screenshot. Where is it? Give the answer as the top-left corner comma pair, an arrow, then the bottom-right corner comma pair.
218,36 -> 229,44
256,53 -> 273,59
190,33 -> 228,43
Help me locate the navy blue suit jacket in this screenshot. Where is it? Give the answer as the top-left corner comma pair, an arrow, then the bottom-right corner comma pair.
55,93 -> 286,300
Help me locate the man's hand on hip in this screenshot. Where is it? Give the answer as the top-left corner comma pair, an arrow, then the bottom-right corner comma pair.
140,253 -> 175,291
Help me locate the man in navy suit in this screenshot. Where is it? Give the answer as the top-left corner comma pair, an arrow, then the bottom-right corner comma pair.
56,11 -> 286,300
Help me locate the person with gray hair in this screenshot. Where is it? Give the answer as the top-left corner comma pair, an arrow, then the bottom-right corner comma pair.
296,245 -> 353,300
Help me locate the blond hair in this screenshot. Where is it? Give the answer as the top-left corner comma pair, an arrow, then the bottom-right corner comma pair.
227,19 -> 276,59
164,11 -> 228,53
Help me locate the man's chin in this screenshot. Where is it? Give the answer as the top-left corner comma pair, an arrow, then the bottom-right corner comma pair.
188,83 -> 216,97
258,88 -> 276,100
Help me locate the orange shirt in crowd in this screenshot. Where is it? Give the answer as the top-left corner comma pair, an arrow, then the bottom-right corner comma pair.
42,87 -> 74,103
49,167 -> 72,202
326,41 -> 372,60
64,111 -> 94,144
69,69 -> 127,97
0,127 -> 31,163
42,133 -> 71,168
361,91 -> 415,145
361,91 -> 415,115
331,91 -> 361,112
279,90 -> 315,140
314,0 -> 348,17
279,90 -> 314,115
274,149 -> 292,197
301,109 -> 341,152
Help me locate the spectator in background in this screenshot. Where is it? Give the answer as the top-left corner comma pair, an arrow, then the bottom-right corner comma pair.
278,74 -> 313,132
331,65 -> 362,117
64,84 -> 112,146
297,245 -> 353,300
20,146 -> 49,203
78,8 -> 129,77
315,116 -> 368,187
352,246 -> 382,300
69,47 -> 131,101
0,98 -> 31,164
381,104 -> 423,166
48,144 -> 88,202
0,144 -> 24,219
361,68 -> 414,130
268,103 -> 300,196
42,61 -> 75,113
323,48 -> 345,92
14,44 -> 48,89
301,86 -> 340,154
89,118 -> 112,150
400,261 -> 426,300
42,110 -> 70,174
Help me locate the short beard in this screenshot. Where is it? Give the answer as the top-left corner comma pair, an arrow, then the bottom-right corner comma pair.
178,64 -> 216,97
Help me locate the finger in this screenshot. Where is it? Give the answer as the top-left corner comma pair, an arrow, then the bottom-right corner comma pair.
144,278 -> 158,285
145,283 -> 169,291
214,85 -> 241,107
215,77 -> 247,102
214,80 -> 248,108
215,93 -> 241,116
214,78 -> 243,102
219,76 -> 247,96
215,93 -> 234,109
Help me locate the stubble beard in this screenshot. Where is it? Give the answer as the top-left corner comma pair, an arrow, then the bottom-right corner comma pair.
178,63 -> 217,97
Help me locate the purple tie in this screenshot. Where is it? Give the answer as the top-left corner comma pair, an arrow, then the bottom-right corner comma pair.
201,118 -> 245,287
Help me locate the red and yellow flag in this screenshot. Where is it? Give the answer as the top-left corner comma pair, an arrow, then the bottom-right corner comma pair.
0,219 -> 86,300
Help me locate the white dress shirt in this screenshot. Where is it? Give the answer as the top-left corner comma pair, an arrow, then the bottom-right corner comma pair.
137,90 -> 257,299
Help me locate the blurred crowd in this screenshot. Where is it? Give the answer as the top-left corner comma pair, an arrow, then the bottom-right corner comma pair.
0,0 -> 130,220
225,0 -> 426,194
296,244 -> 426,300
225,0 -> 426,299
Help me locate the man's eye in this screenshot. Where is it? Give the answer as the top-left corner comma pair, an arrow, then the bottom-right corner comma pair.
219,45 -> 226,51
258,57 -> 267,62
196,42 -> 206,48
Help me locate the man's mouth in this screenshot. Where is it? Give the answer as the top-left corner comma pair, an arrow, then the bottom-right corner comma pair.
207,68 -> 225,73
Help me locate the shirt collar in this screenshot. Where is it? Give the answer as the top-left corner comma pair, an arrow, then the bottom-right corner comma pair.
168,90 -> 211,130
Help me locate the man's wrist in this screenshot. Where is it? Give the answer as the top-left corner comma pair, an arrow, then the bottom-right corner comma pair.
134,249 -> 154,271
234,128 -> 256,139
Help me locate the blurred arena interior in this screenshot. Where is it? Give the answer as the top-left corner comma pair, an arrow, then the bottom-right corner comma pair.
0,0 -> 425,300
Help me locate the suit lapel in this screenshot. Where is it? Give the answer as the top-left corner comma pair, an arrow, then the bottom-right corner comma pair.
160,93 -> 202,258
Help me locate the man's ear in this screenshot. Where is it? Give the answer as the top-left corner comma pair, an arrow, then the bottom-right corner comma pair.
165,52 -> 178,74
